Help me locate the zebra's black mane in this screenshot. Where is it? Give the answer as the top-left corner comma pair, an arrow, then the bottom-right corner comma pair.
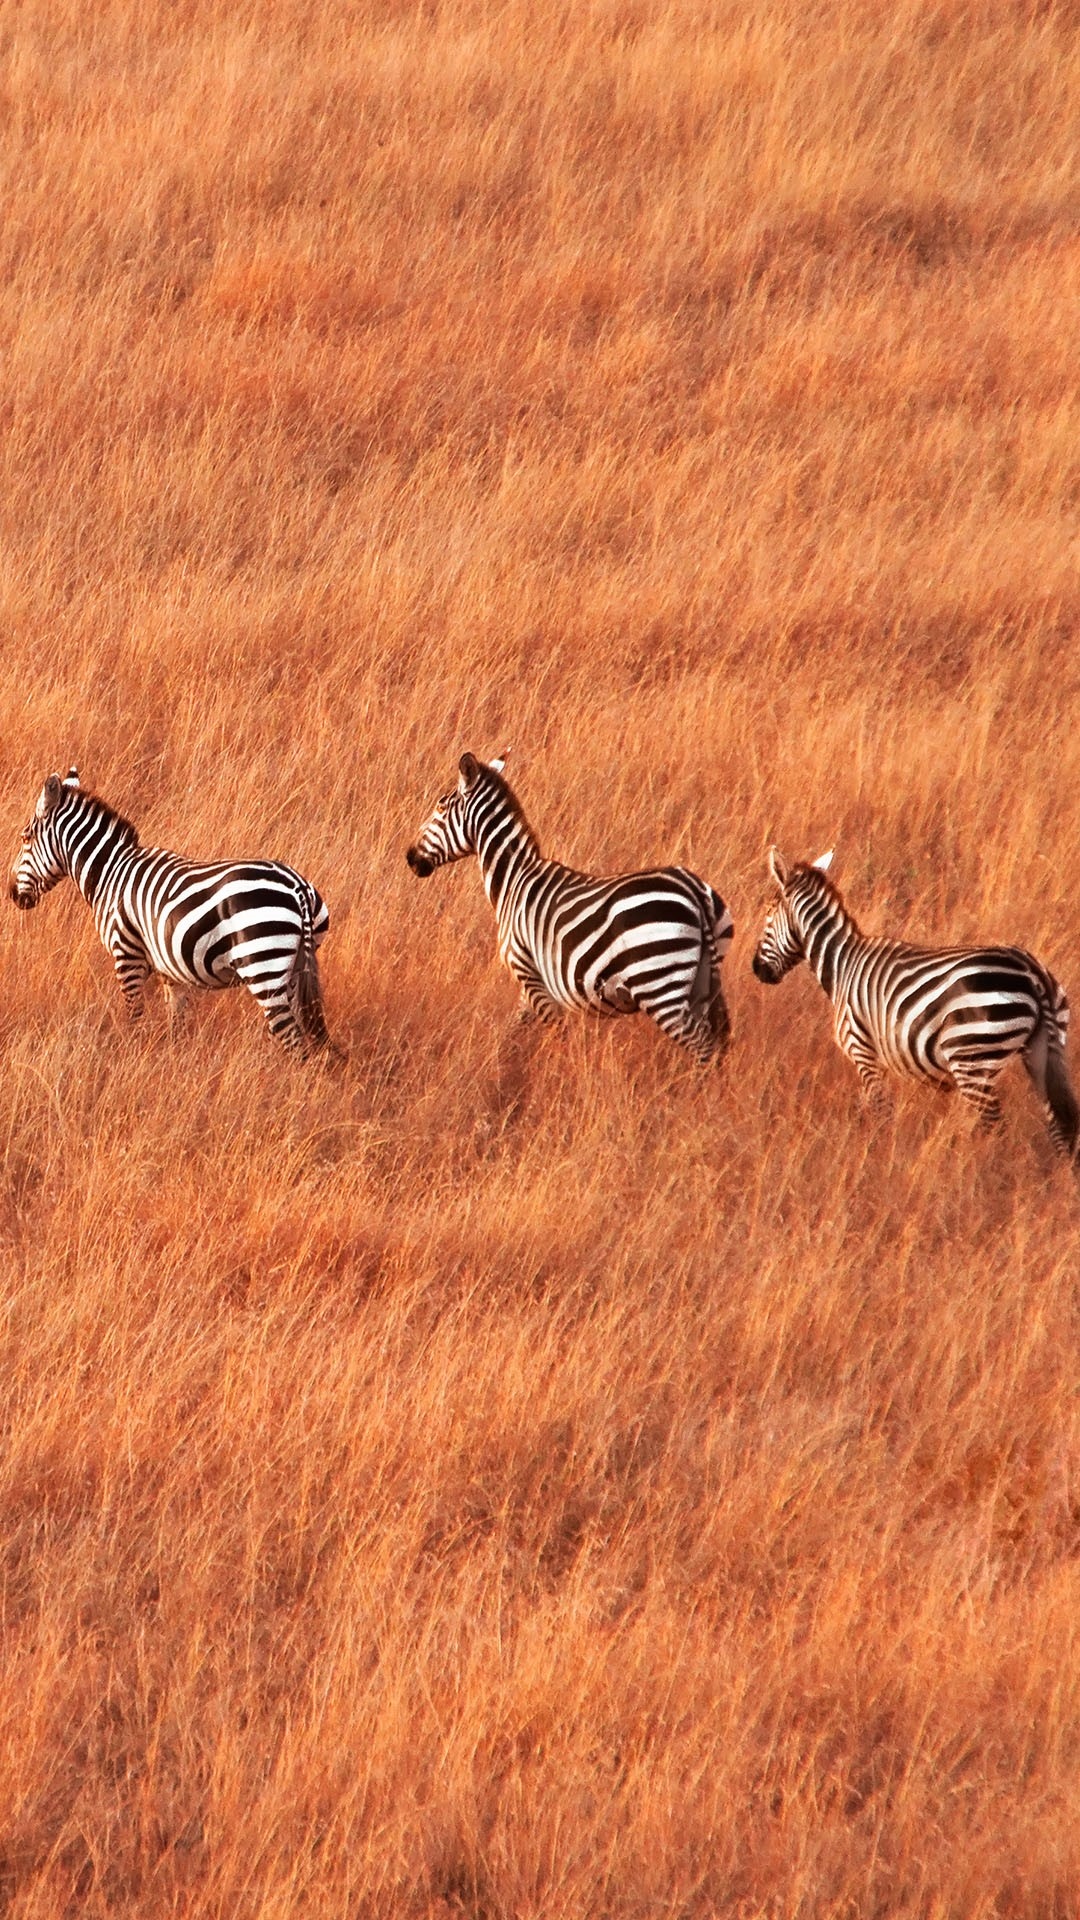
480,765 -> 535,837
790,863 -> 842,903
74,789 -> 141,848
788,864 -> 862,934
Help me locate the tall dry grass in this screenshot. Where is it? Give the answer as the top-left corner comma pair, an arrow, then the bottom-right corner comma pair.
0,0 -> 1079,1912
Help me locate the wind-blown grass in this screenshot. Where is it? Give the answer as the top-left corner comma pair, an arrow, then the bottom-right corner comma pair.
0,1 -> 1078,1912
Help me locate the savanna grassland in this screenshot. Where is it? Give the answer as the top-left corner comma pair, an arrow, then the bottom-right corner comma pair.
1,0 -> 1079,1912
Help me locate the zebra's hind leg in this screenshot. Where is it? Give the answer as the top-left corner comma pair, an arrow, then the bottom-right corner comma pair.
949,1066 -> 1004,1133
698,947 -> 731,1061
237,971 -> 310,1055
286,926 -> 337,1055
642,996 -> 720,1066
669,940 -> 731,1063
231,945 -> 329,1056
708,982 -> 731,1059
635,944 -> 727,1066
259,992 -> 309,1053
299,992 -> 346,1064
162,981 -> 190,1031
293,958 -> 335,1054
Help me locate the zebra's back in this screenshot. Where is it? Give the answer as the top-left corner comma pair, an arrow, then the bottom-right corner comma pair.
507,862 -> 725,1014
114,849 -> 329,990
850,939 -> 1063,1082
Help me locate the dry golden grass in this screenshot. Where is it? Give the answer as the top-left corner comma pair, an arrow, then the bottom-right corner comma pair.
0,0 -> 1079,1911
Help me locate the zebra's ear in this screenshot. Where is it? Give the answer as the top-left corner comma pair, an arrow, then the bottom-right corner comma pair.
812,849 -> 835,873
767,847 -> 789,888
38,774 -> 64,817
64,766 -> 80,790
459,753 -> 480,791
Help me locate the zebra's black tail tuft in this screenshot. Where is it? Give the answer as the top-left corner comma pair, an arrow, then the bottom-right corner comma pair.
710,984 -> 732,1057
289,884 -> 331,1052
1045,1041 -> 1080,1160
706,889 -> 734,1056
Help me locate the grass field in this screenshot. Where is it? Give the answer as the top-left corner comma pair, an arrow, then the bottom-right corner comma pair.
1,0 -> 1079,1912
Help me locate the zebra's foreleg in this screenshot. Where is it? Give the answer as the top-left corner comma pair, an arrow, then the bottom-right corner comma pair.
845,1041 -> 891,1115
509,959 -> 563,1027
111,943 -> 152,1022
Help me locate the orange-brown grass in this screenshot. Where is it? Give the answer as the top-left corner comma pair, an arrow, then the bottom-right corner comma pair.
0,0 -> 1079,1912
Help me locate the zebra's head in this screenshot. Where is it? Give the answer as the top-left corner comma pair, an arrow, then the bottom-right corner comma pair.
752,847 -> 835,982
9,767 -> 82,909
406,753 -> 507,877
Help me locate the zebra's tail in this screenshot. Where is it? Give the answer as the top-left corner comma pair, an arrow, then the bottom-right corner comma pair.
289,883 -> 331,1053
708,887 -> 735,968
1034,972 -> 1078,1161
1045,1043 -> 1079,1160
706,886 -> 734,1056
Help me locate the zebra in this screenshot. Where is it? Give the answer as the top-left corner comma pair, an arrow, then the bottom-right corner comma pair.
406,753 -> 733,1062
10,768 -> 333,1055
751,846 -> 1079,1159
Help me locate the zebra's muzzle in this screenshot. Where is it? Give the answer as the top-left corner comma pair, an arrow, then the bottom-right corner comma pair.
752,952 -> 779,983
9,879 -> 36,909
406,847 -> 434,877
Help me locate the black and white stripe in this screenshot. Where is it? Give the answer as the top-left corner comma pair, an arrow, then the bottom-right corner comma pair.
406,754 -> 732,1062
752,847 -> 1078,1158
10,768 -> 332,1054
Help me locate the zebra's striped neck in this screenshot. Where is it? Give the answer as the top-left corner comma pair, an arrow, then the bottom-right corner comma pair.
470,781 -> 542,910
791,879 -> 863,1000
58,795 -> 140,908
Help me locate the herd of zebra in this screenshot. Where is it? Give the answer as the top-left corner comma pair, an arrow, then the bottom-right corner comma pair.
9,758 -> 1079,1165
